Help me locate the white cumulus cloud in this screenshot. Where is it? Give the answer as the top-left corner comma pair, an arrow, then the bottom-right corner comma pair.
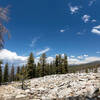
70,55 -> 75,58
77,56 -> 83,59
84,54 -> 88,57
1,49 -> 100,66
69,5 -> 79,14
82,15 -> 90,23
0,49 -> 28,66
68,56 -> 100,65
91,25 -> 100,35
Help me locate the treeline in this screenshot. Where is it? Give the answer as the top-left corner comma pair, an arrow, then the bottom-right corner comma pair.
0,52 -> 100,85
69,63 -> 100,73
0,53 -> 68,85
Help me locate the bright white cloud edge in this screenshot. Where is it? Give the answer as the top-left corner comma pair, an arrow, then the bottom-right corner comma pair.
0,49 -> 100,66
91,25 -> 100,35
82,15 -> 90,23
69,5 -> 79,14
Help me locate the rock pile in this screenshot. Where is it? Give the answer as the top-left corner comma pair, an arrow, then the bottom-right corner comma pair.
0,73 -> 100,100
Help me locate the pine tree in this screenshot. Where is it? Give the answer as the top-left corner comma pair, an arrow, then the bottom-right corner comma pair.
36,62 -> 42,77
94,66 -> 98,73
55,55 -> 59,74
27,52 -> 35,79
17,65 -> 27,90
4,63 -> 9,82
63,54 -> 68,73
58,54 -> 62,74
85,68 -> 88,73
49,63 -> 53,75
0,61 -> 2,85
10,64 -> 15,82
45,63 -> 50,75
16,66 -> 20,81
40,53 -> 47,77
52,61 -> 56,74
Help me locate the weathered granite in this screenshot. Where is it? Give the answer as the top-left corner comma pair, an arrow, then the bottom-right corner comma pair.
0,73 -> 99,100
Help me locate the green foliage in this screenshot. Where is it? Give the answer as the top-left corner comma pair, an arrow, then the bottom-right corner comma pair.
0,61 -> 2,85
94,66 -> 98,73
1,51 -> 100,86
85,68 -> 88,73
55,55 -> 59,74
16,65 -> 27,90
4,63 -> 9,82
27,52 -> 35,79
36,62 -> 42,77
15,66 -> 20,81
54,54 -> 68,74
40,53 -> 47,77
10,65 -> 15,82
63,54 -> 68,73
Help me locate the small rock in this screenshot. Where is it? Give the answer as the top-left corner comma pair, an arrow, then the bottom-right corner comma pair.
16,94 -> 27,99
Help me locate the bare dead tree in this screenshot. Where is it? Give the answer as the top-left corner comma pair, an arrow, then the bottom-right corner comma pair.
0,6 -> 10,49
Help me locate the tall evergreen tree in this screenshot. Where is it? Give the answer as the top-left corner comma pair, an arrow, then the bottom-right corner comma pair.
36,62 -> 42,77
0,61 -> 2,85
58,54 -> 63,74
4,63 -> 9,82
55,55 -> 59,74
10,64 -> 15,82
49,63 -> 53,75
40,53 -> 47,77
27,52 -> 35,79
16,66 -> 20,81
85,68 -> 88,73
45,63 -> 50,75
63,54 -> 68,73
94,66 -> 98,73
17,66 -> 20,74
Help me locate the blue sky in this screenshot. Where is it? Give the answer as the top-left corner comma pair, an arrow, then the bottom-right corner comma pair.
0,0 -> 100,65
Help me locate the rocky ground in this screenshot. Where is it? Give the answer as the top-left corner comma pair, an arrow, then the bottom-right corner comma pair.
0,73 -> 100,100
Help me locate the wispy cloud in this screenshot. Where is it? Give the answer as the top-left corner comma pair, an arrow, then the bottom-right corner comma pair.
77,56 -> 83,59
91,19 -> 96,23
82,14 -> 96,23
82,15 -> 90,23
60,29 -> 65,33
69,4 -> 79,14
30,37 -> 40,47
89,0 -> 96,6
70,55 -> 75,58
84,54 -> 88,57
96,51 -> 100,54
77,32 -> 82,35
36,48 -> 50,56
77,29 -> 86,36
91,25 -> 100,35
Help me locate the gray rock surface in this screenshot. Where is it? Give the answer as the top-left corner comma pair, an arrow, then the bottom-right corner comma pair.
0,73 -> 100,100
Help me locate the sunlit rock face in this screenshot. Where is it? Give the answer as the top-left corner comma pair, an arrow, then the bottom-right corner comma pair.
0,73 -> 100,100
